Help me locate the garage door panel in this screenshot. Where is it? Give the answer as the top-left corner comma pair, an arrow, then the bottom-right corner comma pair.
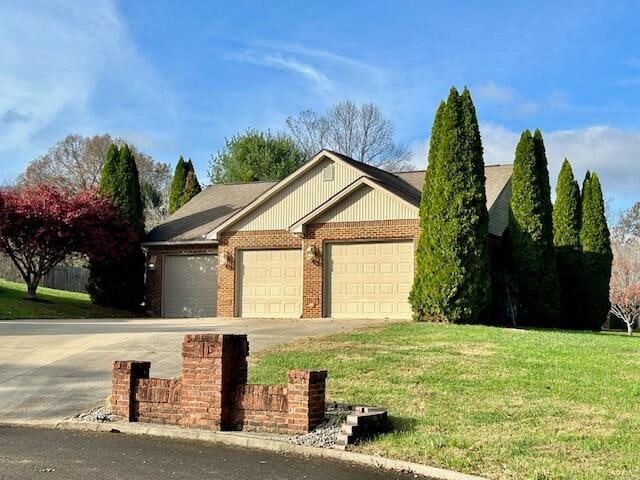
238,249 -> 302,318
163,255 -> 217,318
326,241 -> 413,319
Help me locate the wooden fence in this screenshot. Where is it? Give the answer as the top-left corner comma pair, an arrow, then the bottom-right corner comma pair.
0,256 -> 89,293
42,266 -> 89,293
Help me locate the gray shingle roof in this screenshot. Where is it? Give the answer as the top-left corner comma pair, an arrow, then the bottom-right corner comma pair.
145,180 -> 276,243
145,152 -> 513,243
395,164 -> 514,209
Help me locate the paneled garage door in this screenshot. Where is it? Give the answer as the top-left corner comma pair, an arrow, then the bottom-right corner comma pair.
325,241 -> 414,319
162,255 -> 217,318
237,249 -> 302,318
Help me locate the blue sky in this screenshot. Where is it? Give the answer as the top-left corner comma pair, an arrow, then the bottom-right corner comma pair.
1,0 -> 639,213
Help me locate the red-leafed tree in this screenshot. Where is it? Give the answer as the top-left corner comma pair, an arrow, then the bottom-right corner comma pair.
610,240 -> 640,335
0,185 -> 135,299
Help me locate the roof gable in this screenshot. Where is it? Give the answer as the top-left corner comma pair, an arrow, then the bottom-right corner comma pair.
206,149 -> 406,239
289,177 -> 419,234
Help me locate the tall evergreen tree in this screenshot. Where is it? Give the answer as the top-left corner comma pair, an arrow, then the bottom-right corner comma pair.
507,130 -> 560,327
410,87 -> 491,323
99,144 -> 120,195
169,156 -> 187,214
410,101 -> 445,318
182,159 -> 202,205
580,172 -> 612,330
553,159 -> 582,328
88,143 -> 145,310
115,144 -> 145,235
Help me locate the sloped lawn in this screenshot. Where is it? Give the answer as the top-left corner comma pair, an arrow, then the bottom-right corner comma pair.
0,279 -> 136,319
249,322 -> 640,480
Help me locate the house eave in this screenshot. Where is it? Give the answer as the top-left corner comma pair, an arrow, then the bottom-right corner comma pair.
142,239 -> 219,248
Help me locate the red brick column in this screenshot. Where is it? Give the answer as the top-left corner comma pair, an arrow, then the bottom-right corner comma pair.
111,360 -> 150,421
302,239 -> 323,318
287,369 -> 327,433
179,333 -> 249,430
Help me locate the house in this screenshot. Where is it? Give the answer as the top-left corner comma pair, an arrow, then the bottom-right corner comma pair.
144,150 -> 513,319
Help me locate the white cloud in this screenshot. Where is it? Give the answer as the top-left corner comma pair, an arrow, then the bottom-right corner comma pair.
245,40 -> 384,78
0,0 -> 176,179
409,123 -> 640,211
225,50 -> 334,95
475,82 -> 576,117
476,81 -> 516,103
262,54 -> 334,93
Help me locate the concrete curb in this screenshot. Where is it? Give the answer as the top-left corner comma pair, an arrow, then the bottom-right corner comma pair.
54,420 -> 486,480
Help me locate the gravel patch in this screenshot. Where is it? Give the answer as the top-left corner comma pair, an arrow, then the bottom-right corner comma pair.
73,406 -> 113,423
288,425 -> 341,448
288,403 -> 354,448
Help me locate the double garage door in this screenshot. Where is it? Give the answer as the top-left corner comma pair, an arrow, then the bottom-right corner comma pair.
237,249 -> 302,318
162,255 -> 217,318
236,242 -> 413,319
325,241 -> 413,319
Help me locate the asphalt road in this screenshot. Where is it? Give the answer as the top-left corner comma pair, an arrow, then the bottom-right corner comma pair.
0,317 -> 391,423
0,426 -> 427,480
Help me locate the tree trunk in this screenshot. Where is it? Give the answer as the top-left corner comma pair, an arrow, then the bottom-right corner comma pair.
627,323 -> 634,336
25,283 -> 38,300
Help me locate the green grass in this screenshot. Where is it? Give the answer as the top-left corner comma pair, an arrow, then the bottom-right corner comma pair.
0,279 -> 136,319
249,322 -> 640,480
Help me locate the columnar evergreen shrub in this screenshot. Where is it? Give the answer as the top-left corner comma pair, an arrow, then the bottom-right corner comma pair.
182,159 -> 202,205
580,172 -> 612,330
168,157 -> 201,214
507,130 -> 560,327
553,159 -> 582,328
410,87 -> 491,323
169,156 -> 187,214
87,143 -> 145,310
115,144 -> 145,236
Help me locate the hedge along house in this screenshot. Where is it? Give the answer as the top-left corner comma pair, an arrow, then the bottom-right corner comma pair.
144,150 -> 513,319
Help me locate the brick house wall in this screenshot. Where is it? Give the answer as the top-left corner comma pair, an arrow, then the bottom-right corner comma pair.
145,243 -> 217,317
217,219 -> 420,318
112,334 -> 326,434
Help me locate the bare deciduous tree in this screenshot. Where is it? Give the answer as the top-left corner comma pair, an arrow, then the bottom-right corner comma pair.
609,203 -> 640,335
285,101 -> 413,172
612,202 -> 640,245
18,133 -> 171,231
610,240 -> 640,335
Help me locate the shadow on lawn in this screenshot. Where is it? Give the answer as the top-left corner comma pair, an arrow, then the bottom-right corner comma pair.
389,415 -> 419,434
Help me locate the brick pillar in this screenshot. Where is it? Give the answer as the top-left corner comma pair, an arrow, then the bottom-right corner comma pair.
111,360 -> 150,421
216,244 -> 236,317
286,369 -> 327,433
180,333 -> 248,430
302,239 -> 323,318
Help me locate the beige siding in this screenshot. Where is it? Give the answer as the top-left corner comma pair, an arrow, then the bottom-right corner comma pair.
237,249 -> 302,317
488,179 -> 512,236
232,158 -> 360,231
315,185 -> 417,224
325,241 -> 413,319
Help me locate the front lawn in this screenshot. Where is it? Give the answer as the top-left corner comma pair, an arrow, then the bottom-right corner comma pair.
0,279 -> 136,319
249,322 -> 640,480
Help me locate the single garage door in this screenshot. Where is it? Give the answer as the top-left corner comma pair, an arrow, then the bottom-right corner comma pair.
237,249 -> 302,318
162,255 -> 217,318
325,241 -> 414,319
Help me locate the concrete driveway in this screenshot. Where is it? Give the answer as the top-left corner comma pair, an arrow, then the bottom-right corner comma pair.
0,317 -> 389,424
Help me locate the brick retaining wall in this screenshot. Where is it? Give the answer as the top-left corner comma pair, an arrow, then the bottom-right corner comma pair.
112,333 -> 326,434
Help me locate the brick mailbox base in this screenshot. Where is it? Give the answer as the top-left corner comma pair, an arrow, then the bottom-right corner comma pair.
112,334 -> 327,434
